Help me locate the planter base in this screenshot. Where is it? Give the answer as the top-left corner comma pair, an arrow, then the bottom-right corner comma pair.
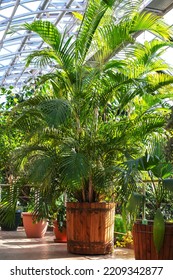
67,240 -> 114,255
54,238 -> 67,243
66,202 -> 115,255
133,221 -> 173,260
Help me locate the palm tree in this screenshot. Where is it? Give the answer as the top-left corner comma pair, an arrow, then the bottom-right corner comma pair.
10,0 -> 173,205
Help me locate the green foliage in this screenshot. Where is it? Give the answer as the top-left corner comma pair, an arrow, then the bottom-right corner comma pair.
114,214 -> 126,241
0,85 -> 35,183
0,183 -> 19,227
8,0 -> 172,202
4,0 -> 173,208
126,141 -> 173,252
153,208 -> 165,253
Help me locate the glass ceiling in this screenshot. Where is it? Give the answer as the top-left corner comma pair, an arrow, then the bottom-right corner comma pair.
0,0 -> 173,89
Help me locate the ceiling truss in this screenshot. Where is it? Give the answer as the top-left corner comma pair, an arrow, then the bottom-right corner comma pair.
0,0 -> 172,88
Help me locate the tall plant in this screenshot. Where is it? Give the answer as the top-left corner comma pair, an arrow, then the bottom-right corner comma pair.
126,140 -> 173,253
9,0 -> 173,204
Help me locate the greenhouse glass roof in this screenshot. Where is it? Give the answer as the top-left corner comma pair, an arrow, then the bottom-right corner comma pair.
0,0 -> 173,89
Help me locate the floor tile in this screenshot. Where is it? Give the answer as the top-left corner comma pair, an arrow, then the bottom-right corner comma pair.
0,227 -> 134,260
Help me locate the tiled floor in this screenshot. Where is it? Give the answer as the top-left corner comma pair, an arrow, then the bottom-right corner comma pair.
0,227 -> 134,260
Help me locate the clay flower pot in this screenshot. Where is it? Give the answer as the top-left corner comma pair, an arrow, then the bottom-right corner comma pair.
53,220 -> 67,243
22,212 -> 48,238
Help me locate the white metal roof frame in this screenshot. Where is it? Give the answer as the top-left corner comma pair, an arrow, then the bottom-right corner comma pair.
0,0 -> 172,88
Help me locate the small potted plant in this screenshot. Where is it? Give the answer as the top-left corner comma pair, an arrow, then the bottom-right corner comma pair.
0,183 -> 22,231
53,204 -> 67,243
0,204 -> 22,231
22,189 -> 48,238
49,195 -> 67,243
126,142 -> 173,259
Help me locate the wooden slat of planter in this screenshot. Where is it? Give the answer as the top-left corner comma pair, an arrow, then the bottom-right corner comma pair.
150,224 -> 157,260
133,221 -> 173,260
146,224 -> 152,260
160,224 -> 173,260
139,224 -> 144,259
161,227 -> 167,260
66,202 -> 115,254
170,225 -> 173,259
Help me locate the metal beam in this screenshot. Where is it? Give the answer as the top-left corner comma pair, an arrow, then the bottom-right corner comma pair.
145,0 -> 173,15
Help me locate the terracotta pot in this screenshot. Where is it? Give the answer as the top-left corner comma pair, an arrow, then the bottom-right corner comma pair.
53,220 -> 67,243
133,220 -> 173,260
66,202 -> 115,255
22,212 -> 48,238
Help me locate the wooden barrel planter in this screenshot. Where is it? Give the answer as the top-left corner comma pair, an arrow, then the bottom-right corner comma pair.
133,220 -> 173,260
66,202 -> 115,255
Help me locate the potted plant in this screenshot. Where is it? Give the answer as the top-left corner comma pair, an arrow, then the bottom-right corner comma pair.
22,212 -> 48,238
52,207 -> 67,243
0,205 -> 22,231
49,195 -> 67,243
9,0 -> 173,254
126,141 -> 173,259
21,189 -> 49,238
0,183 -> 22,231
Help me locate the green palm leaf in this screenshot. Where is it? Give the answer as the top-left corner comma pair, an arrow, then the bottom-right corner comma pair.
153,209 -> 165,253
131,11 -> 171,39
76,0 -> 115,63
39,99 -> 71,128
24,20 -> 61,51
162,178 -> 173,192
26,48 -> 59,67
27,151 -> 57,185
59,150 -> 89,186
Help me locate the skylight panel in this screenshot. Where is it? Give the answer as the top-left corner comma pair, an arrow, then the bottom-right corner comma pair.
136,31 -> 156,44
161,48 -> 173,68
0,6 -> 14,17
0,58 -> 11,67
0,30 -> 5,41
21,1 -> 42,12
164,9 -> 173,25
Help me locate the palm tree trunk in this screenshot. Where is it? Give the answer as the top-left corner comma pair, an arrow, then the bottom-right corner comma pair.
88,176 -> 93,202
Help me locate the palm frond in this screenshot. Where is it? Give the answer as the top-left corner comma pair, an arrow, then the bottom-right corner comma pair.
132,115 -> 166,141
24,20 -> 74,71
27,152 -> 57,185
133,40 -> 172,63
25,48 -> 59,67
0,184 -> 19,227
59,150 -> 89,186
11,108 -> 44,132
76,0 -> 115,63
93,21 -> 134,63
130,11 -> 172,39
24,20 -> 61,51
39,99 -> 71,128
147,73 -> 173,92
